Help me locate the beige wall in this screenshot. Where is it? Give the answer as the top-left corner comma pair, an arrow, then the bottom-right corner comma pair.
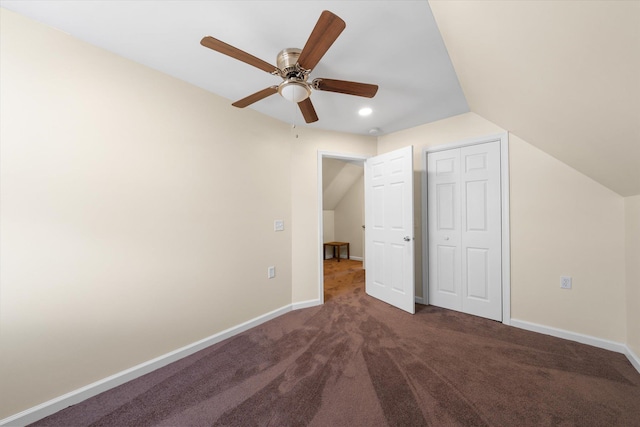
291,129 -> 376,304
378,113 -> 627,343
626,196 -> 640,355
0,9 -> 296,418
509,135 -> 626,341
322,210 -> 335,259
323,210 -> 336,242
335,174 -> 365,259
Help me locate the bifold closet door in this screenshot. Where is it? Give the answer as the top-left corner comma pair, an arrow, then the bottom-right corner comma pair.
427,141 -> 502,321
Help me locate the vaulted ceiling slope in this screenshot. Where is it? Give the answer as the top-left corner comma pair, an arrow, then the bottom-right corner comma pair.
0,1 -> 468,137
1,1 -> 638,196
323,158 -> 364,210
430,0 -> 640,197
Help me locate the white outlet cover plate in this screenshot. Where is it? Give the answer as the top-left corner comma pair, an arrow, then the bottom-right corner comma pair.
560,276 -> 572,289
274,220 -> 284,231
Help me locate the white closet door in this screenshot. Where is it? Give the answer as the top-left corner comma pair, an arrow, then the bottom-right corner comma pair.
460,142 -> 502,320
427,149 -> 462,311
428,141 -> 502,321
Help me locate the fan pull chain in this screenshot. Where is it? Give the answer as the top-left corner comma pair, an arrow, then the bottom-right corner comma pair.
291,100 -> 299,139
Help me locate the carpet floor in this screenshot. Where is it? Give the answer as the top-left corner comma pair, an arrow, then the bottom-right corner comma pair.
31,260 -> 640,426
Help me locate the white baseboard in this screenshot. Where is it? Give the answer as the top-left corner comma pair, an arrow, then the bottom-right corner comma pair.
625,346 -> 640,373
415,296 -> 425,305
510,318 -> 640,374
0,304 -> 293,427
291,299 -> 321,310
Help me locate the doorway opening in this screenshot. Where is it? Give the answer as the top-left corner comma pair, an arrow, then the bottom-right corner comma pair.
317,152 -> 368,304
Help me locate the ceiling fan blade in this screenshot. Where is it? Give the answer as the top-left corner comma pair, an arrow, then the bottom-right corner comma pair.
297,11 -> 346,71
200,36 -> 277,74
298,98 -> 319,123
313,78 -> 379,98
232,86 -> 278,108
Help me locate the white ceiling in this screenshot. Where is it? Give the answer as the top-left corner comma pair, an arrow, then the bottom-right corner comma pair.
2,0 -> 638,196
0,0 -> 468,137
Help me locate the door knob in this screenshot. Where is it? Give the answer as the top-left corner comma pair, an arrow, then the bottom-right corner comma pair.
404,236 -> 411,242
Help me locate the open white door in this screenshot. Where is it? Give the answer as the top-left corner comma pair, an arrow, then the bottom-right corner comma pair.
364,146 -> 415,314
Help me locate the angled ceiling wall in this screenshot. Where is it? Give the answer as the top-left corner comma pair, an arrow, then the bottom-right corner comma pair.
322,158 -> 364,210
430,0 -> 640,197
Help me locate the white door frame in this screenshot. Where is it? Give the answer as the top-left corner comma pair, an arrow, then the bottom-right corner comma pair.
317,151 -> 371,304
421,133 -> 511,325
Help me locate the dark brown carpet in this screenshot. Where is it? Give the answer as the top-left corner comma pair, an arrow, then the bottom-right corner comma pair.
31,259 -> 640,426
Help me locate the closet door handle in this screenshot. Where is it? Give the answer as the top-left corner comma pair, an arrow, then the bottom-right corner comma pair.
404,236 -> 411,242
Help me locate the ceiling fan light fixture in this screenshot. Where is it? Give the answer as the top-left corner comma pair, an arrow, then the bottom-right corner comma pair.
278,79 -> 311,103
201,11 -> 377,123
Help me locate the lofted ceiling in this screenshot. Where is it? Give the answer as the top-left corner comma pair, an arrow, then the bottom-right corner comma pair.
0,0 -> 468,137
430,0 -> 640,197
1,1 -> 638,196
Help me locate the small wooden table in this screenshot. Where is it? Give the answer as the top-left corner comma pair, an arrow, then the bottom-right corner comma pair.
323,241 -> 350,262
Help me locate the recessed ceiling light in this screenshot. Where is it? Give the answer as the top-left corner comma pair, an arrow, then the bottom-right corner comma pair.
358,107 -> 373,117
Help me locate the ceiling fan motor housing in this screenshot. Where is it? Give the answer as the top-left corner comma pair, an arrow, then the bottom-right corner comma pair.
277,48 -> 306,79
276,48 -> 311,102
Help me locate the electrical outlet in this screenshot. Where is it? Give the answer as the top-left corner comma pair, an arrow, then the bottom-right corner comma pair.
268,266 -> 276,279
274,220 -> 284,231
560,276 -> 572,289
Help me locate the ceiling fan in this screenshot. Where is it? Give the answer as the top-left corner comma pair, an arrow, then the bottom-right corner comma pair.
200,10 -> 378,124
